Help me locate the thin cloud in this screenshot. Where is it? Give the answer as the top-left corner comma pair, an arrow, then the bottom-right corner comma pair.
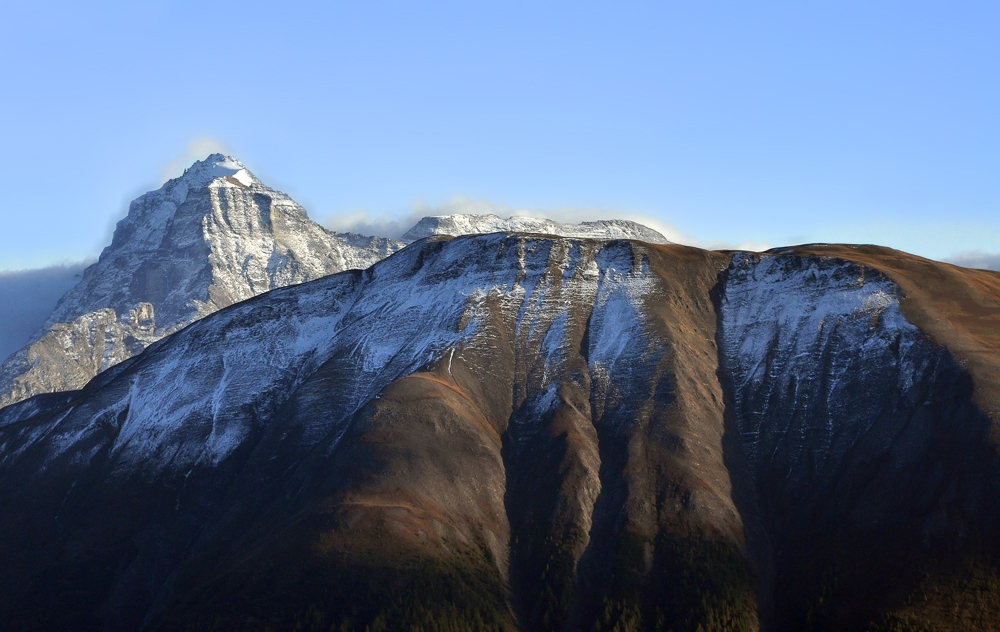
698,239 -> 775,252
160,138 -> 229,184
945,251 -> 1000,271
0,262 -> 90,362
323,209 -> 424,239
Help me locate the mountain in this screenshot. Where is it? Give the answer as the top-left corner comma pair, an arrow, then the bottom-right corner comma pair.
0,155 -> 404,408
1,233 -> 998,631
401,213 -> 670,244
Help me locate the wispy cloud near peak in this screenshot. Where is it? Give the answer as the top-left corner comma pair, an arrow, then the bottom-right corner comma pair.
160,138 -> 230,184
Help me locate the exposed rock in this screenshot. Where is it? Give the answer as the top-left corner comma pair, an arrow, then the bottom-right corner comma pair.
0,155 -> 405,409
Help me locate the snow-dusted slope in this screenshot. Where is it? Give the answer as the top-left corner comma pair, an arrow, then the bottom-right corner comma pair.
1,237 -> 999,630
718,253 -> 923,477
0,155 -> 404,408
401,213 -> 670,244
0,234 -> 751,631
715,251 -> 1000,631
0,234 -> 665,474
715,251 -> 990,500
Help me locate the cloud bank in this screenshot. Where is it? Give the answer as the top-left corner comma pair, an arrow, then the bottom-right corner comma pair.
0,263 -> 89,362
324,195 -> 772,251
944,251 -> 1000,272
323,209 -> 425,240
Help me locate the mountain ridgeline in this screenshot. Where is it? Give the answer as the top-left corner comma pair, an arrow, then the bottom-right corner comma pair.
0,157 -> 669,412
0,223 -> 999,631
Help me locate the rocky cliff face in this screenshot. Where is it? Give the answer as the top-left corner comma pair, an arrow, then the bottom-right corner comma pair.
0,155 -> 404,408
1,234 -> 998,631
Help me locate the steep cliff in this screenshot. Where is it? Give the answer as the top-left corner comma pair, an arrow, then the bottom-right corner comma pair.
0,155 -> 404,408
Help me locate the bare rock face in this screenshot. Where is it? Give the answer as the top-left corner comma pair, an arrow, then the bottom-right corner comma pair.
0,235 -> 999,631
401,213 -> 671,244
0,155 -> 404,408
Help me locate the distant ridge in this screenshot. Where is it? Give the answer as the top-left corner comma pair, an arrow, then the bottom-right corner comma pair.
401,213 -> 670,244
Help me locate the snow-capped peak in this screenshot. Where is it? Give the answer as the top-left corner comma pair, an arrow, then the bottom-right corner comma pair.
0,155 -> 404,409
175,153 -> 257,189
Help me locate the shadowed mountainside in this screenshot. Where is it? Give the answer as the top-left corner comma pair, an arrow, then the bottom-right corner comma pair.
0,235 -> 998,631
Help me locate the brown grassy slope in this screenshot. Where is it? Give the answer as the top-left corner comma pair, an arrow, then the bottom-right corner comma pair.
311,242 -> 761,631
19,236 -> 1000,631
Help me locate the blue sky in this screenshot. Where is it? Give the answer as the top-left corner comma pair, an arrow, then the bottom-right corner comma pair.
1,0 -> 998,271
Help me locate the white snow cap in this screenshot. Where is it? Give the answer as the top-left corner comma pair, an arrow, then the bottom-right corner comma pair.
177,154 -> 256,188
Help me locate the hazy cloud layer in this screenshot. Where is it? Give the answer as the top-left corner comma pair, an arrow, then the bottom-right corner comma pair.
160,138 -> 230,184
945,251 -> 1000,271
324,195 -> 772,251
0,263 -> 89,362
323,209 -> 425,240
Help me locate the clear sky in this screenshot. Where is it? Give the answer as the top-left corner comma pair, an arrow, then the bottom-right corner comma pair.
1,0 -> 998,271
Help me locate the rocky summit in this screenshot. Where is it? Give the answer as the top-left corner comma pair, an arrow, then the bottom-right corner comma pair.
0,155 -> 404,409
0,228 -> 999,631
